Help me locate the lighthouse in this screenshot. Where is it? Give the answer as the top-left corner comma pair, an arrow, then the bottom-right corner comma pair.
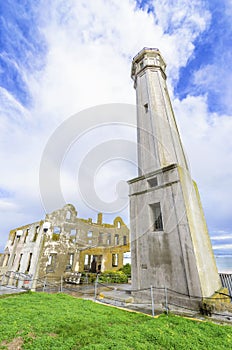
128,48 -> 221,305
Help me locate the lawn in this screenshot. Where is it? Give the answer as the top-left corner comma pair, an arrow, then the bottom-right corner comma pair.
0,292 -> 231,349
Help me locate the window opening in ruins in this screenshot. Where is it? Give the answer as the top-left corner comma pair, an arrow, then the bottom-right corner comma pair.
114,234 -> 119,245
84,254 -> 92,271
117,221 -> 121,228
66,211 -> 71,220
70,229 -> 76,242
12,254 -> 16,267
48,255 -> 52,265
17,254 -> 23,271
149,202 -> 163,231
53,226 -> 61,234
11,232 -> 16,245
87,231 -> 93,238
33,226 -> 40,242
90,256 -> 97,273
16,230 -> 22,241
2,254 -> 10,267
107,233 -> 111,245
47,254 -> 57,273
123,236 -> 127,245
24,229 -> 29,243
66,253 -> 74,271
112,253 -> 118,267
98,232 -> 104,244
26,253 -> 33,273
88,240 -> 92,245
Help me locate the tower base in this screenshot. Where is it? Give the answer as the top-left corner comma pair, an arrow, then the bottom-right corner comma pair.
128,163 -> 222,302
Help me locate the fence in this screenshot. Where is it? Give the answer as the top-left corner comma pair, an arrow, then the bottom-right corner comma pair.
0,271 -> 33,290
220,273 -> 232,297
1,272 -> 232,321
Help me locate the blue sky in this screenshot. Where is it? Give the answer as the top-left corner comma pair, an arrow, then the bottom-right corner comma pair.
0,0 -> 232,263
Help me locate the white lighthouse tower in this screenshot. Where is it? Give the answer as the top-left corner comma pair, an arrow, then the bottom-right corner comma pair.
128,48 -> 221,305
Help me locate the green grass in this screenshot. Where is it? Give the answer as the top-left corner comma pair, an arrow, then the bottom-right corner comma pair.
0,292 -> 231,349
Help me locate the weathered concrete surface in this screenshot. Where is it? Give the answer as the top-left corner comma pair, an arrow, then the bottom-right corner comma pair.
129,48 -> 222,304
0,204 -> 130,290
0,286 -> 27,295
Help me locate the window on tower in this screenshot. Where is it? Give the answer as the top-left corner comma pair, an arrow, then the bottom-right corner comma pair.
144,103 -> 148,113
149,202 -> 163,231
147,177 -> 158,187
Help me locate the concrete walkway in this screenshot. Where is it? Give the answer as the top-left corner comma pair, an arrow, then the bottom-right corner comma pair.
0,285 -> 27,295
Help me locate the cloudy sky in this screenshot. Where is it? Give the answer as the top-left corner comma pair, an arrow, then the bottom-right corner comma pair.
0,0 -> 232,258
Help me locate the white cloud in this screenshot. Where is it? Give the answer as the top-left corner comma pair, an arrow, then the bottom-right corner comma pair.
193,62 -> 232,114
0,0 -> 231,252
174,94 -> 232,230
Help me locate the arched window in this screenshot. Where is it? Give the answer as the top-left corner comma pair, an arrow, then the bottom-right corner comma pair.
66,211 -> 71,220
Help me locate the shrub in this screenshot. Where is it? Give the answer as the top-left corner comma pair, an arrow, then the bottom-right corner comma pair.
79,272 -> 97,284
119,263 -> 131,277
99,271 -> 128,283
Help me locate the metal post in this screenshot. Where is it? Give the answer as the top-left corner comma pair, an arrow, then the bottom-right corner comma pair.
0,273 -> 5,286
43,277 -> 47,292
60,276 -> 63,292
165,286 -> 168,315
150,285 -> 155,317
94,274 -> 98,301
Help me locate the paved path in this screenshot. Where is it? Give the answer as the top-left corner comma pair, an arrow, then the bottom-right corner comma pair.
0,286 -> 26,295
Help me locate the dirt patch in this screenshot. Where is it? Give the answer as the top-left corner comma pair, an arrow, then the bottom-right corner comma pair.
26,332 -> 36,339
1,337 -> 24,350
48,333 -> 58,337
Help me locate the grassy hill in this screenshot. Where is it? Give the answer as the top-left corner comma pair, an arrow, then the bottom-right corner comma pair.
0,292 -> 231,349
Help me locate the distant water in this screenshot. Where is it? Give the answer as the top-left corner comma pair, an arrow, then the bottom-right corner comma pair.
124,253 -> 232,274
215,255 -> 232,273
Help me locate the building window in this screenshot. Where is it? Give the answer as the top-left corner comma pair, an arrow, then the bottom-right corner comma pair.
26,253 -> 33,273
123,236 -> 127,245
47,254 -> 57,273
107,233 -> 111,245
112,254 -> 118,267
70,229 -> 76,243
88,240 -> 92,245
66,253 -> 74,271
84,254 -> 92,271
53,226 -> 61,234
117,221 -> 121,229
2,254 -> 10,267
98,232 -> 104,244
17,254 -> 23,272
144,103 -> 148,113
33,226 -> 40,242
12,254 -> 16,267
147,177 -> 158,188
11,232 -> 16,245
24,229 -> 29,243
16,230 -> 23,241
150,202 -> 163,231
114,234 -> 119,245
66,211 -> 71,220
87,231 -> 93,238
140,61 -> 144,69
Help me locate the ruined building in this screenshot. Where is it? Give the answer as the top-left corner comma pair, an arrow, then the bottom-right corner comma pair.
0,204 -> 129,289
128,48 -> 222,305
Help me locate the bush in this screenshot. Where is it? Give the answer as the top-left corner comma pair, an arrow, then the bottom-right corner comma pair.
79,272 -> 97,284
99,271 -> 128,283
119,263 -> 131,277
